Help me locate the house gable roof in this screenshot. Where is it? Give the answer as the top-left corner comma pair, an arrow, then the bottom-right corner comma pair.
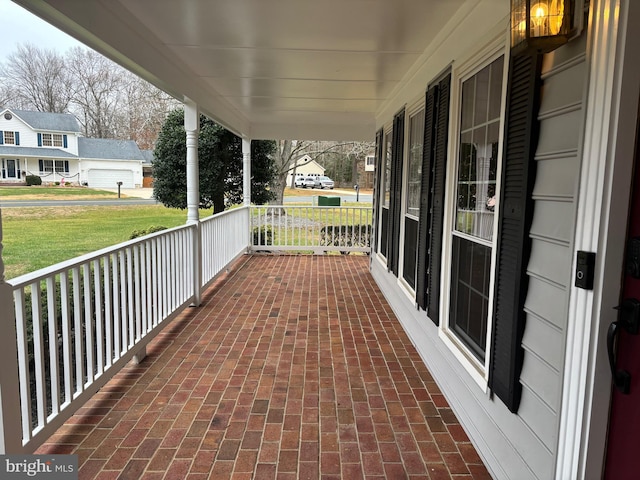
141,150 -> 154,164
78,138 -> 144,161
4,109 -> 81,133
295,155 -> 325,172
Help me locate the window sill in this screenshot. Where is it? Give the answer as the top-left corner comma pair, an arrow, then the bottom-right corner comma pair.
438,327 -> 488,392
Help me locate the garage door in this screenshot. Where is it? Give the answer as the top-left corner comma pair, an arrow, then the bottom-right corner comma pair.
87,169 -> 134,189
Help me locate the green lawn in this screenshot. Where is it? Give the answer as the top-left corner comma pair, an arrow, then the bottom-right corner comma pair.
1,205 -> 209,280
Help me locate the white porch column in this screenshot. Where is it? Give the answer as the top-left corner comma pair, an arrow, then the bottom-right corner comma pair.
184,100 -> 202,306
0,210 -> 22,453
242,138 -> 251,206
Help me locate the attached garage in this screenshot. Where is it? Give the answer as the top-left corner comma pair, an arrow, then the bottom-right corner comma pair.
87,169 -> 135,188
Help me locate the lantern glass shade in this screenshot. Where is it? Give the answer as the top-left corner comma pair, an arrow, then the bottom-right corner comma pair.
511,0 -> 573,55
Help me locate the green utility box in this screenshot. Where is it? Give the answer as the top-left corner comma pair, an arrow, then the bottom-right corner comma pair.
317,196 -> 341,206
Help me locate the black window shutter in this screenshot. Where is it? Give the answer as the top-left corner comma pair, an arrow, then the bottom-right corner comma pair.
63,135 -> 68,148
37,133 -> 42,147
426,74 -> 451,323
372,129 -> 384,254
39,159 -> 44,172
388,109 -> 405,275
64,161 -> 70,173
0,131 -> 4,145
15,132 -> 20,145
489,54 -> 542,413
416,87 -> 437,310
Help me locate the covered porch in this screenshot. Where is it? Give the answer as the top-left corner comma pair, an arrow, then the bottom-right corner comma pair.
33,254 -> 489,479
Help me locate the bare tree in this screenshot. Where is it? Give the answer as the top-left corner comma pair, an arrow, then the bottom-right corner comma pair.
0,43 -> 74,112
271,139 -> 374,204
68,47 -> 127,138
117,73 -> 179,150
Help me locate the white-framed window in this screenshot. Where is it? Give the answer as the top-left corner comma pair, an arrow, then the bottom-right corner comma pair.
366,155 -> 375,167
441,49 -> 507,383
405,109 -> 425,218
41,160 -> 67,173
3,131 -> 15,145
41,133 -> 63,147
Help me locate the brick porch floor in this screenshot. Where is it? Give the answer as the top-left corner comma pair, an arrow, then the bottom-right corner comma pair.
36,255 -> 491,479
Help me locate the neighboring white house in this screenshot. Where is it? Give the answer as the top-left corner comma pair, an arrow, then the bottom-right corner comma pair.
286,154 -> 325,185
0,108 -> 144,188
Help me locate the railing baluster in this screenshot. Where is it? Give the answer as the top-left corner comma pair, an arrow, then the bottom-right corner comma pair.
58,272 -> 72,406
46,276 -> 59,417
126,248 -> 134,349
103,257 -> 113,368
82,263 -> 94,384
72,268 -> 84,395
139,244 -> 147,336
119,251 -> 128,353
151,239 -> 158,328
30,281 -> 46,430
111,255 -> 121,361
93,260 -> 104,376
134,246 -> 142,341
13,289 -> 32,443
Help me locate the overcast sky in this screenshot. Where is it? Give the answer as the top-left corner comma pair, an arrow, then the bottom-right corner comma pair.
0,0 -> 85,61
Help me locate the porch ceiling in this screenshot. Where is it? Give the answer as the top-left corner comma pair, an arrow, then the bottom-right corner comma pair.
12,0 -> 496,141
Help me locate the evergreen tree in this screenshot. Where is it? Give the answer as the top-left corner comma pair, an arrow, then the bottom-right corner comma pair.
153,109 -> 276,212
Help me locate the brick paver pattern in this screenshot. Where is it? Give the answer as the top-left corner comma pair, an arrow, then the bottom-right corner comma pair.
36,255 -> 491,479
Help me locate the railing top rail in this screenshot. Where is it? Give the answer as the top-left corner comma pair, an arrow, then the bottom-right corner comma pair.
200,205 -> 249,224
8,223 -> 196,288
251,205 -> 373,211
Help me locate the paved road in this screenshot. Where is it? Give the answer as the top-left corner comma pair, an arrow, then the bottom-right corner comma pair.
0,187 -> 372,208
0,198 -> 159,208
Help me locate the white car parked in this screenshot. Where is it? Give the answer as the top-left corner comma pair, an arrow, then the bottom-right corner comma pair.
313,176 -> 334,189
294,176 -> 316,188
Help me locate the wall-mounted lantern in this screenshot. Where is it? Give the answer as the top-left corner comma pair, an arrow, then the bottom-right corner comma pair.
510,0 -> 577,55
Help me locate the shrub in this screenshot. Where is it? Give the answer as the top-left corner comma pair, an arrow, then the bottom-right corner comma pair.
54,181 -> 60,186
129,225 -> 168,239
252,226 -> 273,246
25,175 -> 42,186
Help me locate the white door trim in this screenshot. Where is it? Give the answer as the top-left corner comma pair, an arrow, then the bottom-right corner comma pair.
556,1 -> 640,478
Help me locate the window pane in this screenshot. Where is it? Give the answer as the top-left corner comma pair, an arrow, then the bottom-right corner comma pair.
406,109 -> 424,217
53,134 -> 63,147
383,134 -> 392,207
450,237 -> 491,360
4,131 -> 14,145
461,79 -> 475,131
42,134 -> 52,146
473,65 -> 490,126
489,57 -> 505,119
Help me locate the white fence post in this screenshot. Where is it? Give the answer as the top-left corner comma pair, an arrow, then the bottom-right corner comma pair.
0,209 -> 23,453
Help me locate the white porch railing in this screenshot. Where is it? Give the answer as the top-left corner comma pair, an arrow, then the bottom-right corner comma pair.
250,205 -> 372,254
0,204 -> 369,454
201,207 -> 250,287
5,224 -> 197,453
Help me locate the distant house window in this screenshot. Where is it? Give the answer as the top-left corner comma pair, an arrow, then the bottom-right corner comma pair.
3,131 -> 15,145
366,155 -> 375,166
41,160 -> 66,173
41,133 -> 63,147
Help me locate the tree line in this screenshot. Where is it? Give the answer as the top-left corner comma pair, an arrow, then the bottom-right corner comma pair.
0,43 -> 177,150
